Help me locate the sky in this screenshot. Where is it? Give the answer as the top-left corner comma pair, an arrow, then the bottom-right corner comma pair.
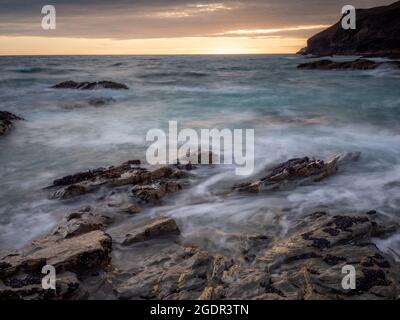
0,0 -> 395,55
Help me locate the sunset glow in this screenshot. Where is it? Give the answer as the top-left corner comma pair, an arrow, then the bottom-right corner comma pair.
0,36 -> 308,55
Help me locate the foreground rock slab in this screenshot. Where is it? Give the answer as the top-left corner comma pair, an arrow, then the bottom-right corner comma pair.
0,111 -> 23,136
110,211 -> 399,300
0,208 -> 112,299
298,59 -> 400,70
250,212 -> 399,299
52,80 -> 128,90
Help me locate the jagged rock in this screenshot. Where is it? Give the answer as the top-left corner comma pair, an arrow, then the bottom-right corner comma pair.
50,160 -> 141,187
249,212 -> 399,299
51,183 -> 92,200
232,156 -> 339,193
112,216 -> 180,245
131,181 -> 182,204
113,244 -> 233,300
298,59 -> 400,70
52,207 -> 113,238
51,80 -> 128,90
101,211 -> 399,300
301,1 -> 400,58
0,111 -> 23,136
48,161 -> 186,202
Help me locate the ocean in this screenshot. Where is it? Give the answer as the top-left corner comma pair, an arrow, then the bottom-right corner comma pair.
0,54 -> 399,258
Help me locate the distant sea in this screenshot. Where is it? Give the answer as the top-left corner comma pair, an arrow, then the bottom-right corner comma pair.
0,55 -> 399,257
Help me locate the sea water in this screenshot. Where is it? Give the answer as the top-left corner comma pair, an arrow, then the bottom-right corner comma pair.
0,55 -> 399,257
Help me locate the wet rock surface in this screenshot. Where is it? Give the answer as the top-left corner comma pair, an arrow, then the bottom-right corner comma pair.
111,216 -> 180,245
231,156 -> 339,193
0,208 -> 112,299
51,80 -> 128,90
48,160 -> 187,202
106,211 -> 399,300
1,155 -> 399,300
0,111 -> 23,136
298,59 -> 400,71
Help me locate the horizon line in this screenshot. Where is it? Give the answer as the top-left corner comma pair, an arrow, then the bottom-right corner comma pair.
0,52 -> 299,57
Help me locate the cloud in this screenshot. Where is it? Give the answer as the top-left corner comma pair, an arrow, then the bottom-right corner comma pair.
0,0 -> 395,39
217,24 -> 331,36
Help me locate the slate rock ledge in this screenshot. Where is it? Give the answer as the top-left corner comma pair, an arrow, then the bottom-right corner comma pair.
52,80 -> 128,90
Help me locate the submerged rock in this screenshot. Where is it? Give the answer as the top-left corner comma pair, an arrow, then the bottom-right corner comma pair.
298,59 -> 400,70
88,97 -> 115,106
51,80 -> 128,90
0,111 -> 23,136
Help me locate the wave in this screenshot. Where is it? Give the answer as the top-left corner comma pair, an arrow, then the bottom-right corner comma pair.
138,71 -> 209,79
365,64 -> 400,78
14,66 -> 46,73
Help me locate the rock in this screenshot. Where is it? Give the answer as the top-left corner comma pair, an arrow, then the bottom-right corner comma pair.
112,216 -> 180,245
249,212 -> 399,299
100,210 -> 399,300
52,207 -> 113,238
301,1 -> 400,58
51,183 -> 92,200
296,47 -> 308,55
298,59 -> 400,70
51,80 -> 128,90
107,201 -> 142,214
0,209 -> 112,299
88,97 -> 115,106
131,181 -> 182,204
0,111 -> 23,136
50,160 -> 141,187
113,243 -> 233,300
50,163 -> 185,202
0,271 -> 82,300
1,230 -> 112,277
48,159 -> 190,202
232,156 -> 339,193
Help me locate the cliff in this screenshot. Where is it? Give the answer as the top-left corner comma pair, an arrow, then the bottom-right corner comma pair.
301,1 -> 400,58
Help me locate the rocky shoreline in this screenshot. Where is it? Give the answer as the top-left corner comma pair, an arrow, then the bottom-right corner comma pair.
1,155 -> 399,300
298,59 -> 400,71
